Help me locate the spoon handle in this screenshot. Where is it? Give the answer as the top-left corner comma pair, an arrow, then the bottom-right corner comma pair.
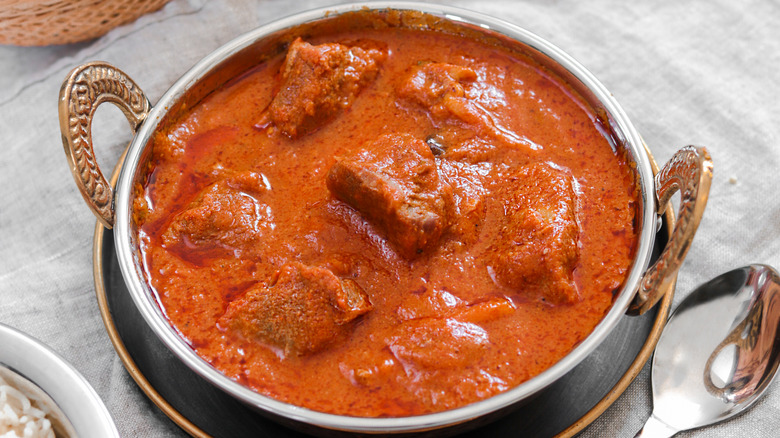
634,414 -> 678,438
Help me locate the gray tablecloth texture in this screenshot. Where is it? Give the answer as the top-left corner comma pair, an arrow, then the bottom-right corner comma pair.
2,0 -> 778,436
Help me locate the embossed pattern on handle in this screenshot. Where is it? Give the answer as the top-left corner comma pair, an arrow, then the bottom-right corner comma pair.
59,61 -> 151,229
629,146 -> 713,315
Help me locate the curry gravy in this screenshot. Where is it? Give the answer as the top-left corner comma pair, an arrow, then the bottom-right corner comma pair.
133,26 -> 639,416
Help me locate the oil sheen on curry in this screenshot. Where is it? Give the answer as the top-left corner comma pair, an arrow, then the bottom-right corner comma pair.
133,24 -> 639,416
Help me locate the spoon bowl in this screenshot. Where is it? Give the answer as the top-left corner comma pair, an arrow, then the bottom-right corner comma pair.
637,264 -> 780,437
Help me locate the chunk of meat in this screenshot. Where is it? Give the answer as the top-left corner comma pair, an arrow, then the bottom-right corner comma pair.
263,38 -> 386,137
341,295 -> 513,410
436,157 -> 489,243
389,317 -> 489,370
326,133 -> 452,258
431,133 -> 532,169
397,62 -> 477,114
399,62 -> 539,152
489,163 -> 580,304
220,262 -> 372,356
396,288 -> 515,323
161,172 -> 273,261
344,314 -> 510,412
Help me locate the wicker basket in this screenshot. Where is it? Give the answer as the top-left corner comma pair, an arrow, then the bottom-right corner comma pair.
0,0 -> 171,46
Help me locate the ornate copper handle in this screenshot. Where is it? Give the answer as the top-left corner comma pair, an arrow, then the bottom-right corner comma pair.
628,146 -> 713,315
59,61 -> 151,229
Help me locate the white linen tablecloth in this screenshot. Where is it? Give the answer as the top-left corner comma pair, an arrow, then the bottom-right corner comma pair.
2,0 -> 779,436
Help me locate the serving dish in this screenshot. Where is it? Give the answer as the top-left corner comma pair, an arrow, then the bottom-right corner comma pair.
0,323 -> 119,438
59,1 -> 712,434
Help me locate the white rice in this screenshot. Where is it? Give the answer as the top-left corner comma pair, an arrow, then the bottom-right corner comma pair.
0,375 -> 55,438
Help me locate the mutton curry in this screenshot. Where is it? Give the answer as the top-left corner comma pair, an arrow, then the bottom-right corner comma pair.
132,22 -> 639,416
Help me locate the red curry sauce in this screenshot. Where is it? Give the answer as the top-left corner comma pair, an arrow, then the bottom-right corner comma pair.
133,25 -> 639,416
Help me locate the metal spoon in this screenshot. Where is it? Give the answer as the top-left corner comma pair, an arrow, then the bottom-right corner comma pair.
636,264 -> 780,437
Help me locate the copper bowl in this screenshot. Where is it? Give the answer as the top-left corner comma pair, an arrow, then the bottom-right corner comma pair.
59,2 -> 712,435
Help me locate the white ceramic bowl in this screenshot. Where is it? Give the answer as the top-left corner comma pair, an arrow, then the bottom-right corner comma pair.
0,323 -> 119,438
